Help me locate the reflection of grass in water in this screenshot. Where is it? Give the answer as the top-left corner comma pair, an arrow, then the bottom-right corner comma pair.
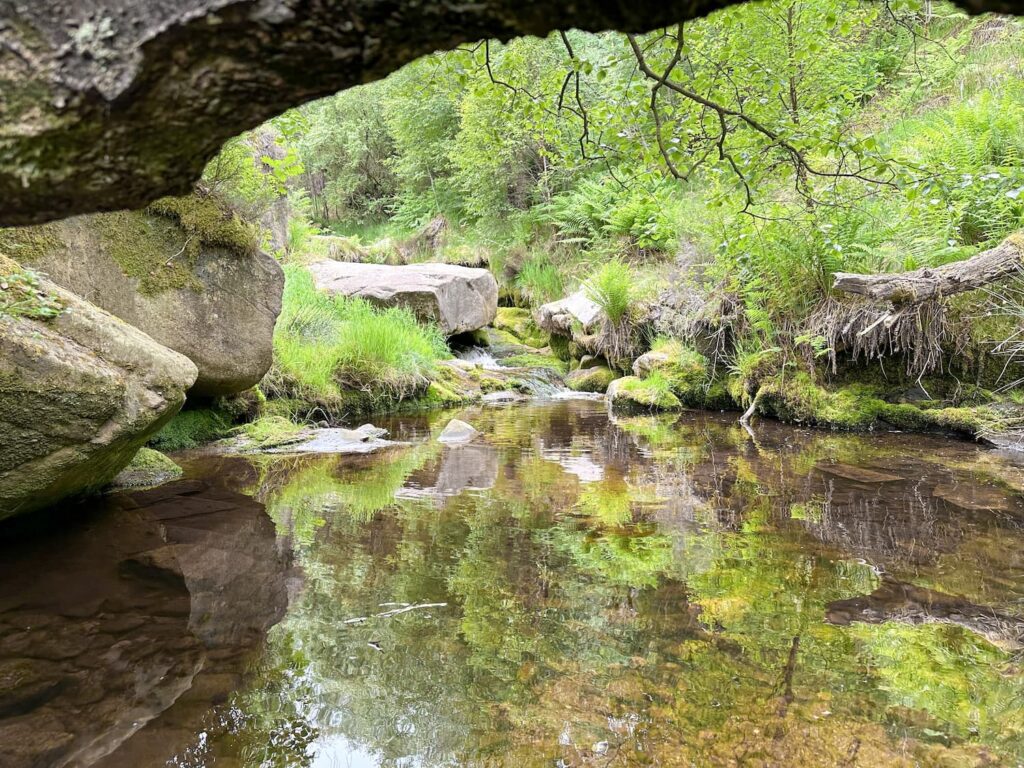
262,444 -> 439,546
852,621 -> 1024,749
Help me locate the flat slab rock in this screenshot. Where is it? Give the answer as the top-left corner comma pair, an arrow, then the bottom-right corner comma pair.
309,260 -> 497,335
267,426 -> 399,455
932,483 -> 1014,511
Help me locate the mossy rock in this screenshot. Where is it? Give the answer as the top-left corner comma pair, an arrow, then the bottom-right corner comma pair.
493,307 -> 546,348
108,448 -> 183,490
755,370 -> 1001,438
607,375 -> 682,412
633,340 -> 709,403
566,365 -> 617,394
503,352 -> 570,375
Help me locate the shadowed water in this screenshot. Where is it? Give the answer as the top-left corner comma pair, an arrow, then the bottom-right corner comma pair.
2,400 -> 1024,767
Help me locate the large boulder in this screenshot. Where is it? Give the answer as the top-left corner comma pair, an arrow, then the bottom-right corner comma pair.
0,262 -> 198,519
2,202 -> 283,397
309,260 -> 498,335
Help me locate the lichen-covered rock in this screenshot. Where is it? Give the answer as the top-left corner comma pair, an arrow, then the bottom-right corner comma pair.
566,365 -> 617,394
0,273 -> 198,519
3,203 -> 283,397
310,260 -> 497,335
606,376 -> 682,412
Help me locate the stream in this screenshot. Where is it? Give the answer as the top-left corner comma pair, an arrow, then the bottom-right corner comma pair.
2,400 -> 1024,766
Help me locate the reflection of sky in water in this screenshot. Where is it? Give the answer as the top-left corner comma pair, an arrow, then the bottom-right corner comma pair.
310,737 -> 389,768
542,449 -> 605,482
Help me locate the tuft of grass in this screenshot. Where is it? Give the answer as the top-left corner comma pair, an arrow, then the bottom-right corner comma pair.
0,256 -> 64,320
265,265 -> 451,417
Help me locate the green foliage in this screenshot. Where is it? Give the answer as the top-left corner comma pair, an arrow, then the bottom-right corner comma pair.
0,257 -> 64,320
267,266 -> 450,416
584,259 -> 635,323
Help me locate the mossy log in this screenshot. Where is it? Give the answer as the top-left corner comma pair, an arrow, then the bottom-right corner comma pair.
832,234 -> 1024,304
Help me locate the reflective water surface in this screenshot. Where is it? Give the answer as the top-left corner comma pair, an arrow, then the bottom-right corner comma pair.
3,400 -> 1024,767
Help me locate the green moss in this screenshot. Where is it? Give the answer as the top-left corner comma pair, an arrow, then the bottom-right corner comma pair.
147,408 -> 234,452
493,307 -> 546,348
504,352 -> 569,374
0,223 -> 63,265
566,365 -> 616,393
637,339 -> 710,404
609,374 -> 683,412
109,447 -> 183,489
236,416 -> 306,449
147,194 -> 258,258
94,209 -> 205,295
755,370 -> 997,437
548,333 -> 572,362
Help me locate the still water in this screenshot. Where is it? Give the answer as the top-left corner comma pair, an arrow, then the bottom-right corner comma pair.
2,400 -> 1024,767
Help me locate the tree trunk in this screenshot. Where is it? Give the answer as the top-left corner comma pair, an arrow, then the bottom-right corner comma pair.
832,234 -> 1024,304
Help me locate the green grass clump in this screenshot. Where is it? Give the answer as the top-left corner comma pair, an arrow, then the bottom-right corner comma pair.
267,265 -> 450,416
584,259 -> 635,323
639,339 -> 709,402
515,254 -> 564,305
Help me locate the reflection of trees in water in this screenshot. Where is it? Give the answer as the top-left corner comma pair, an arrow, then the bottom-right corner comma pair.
181,401 -> 1024,766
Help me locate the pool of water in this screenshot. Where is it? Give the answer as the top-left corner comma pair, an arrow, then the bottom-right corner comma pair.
2,400 -> 1024,767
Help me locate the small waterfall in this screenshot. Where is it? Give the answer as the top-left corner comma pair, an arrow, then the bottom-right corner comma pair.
456,347 -> 503,370
454,346 -> 599,399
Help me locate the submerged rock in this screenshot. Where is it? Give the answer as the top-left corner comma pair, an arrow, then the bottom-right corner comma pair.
438,419 -> 480,444
816,463 -> 903,484
0,273 -> 197,520
6,206 -> 284,397
309,260 -> 497,335
482,391 -> 528,405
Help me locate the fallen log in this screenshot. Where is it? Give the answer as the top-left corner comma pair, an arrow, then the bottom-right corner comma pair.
832,233 -> 1024,303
